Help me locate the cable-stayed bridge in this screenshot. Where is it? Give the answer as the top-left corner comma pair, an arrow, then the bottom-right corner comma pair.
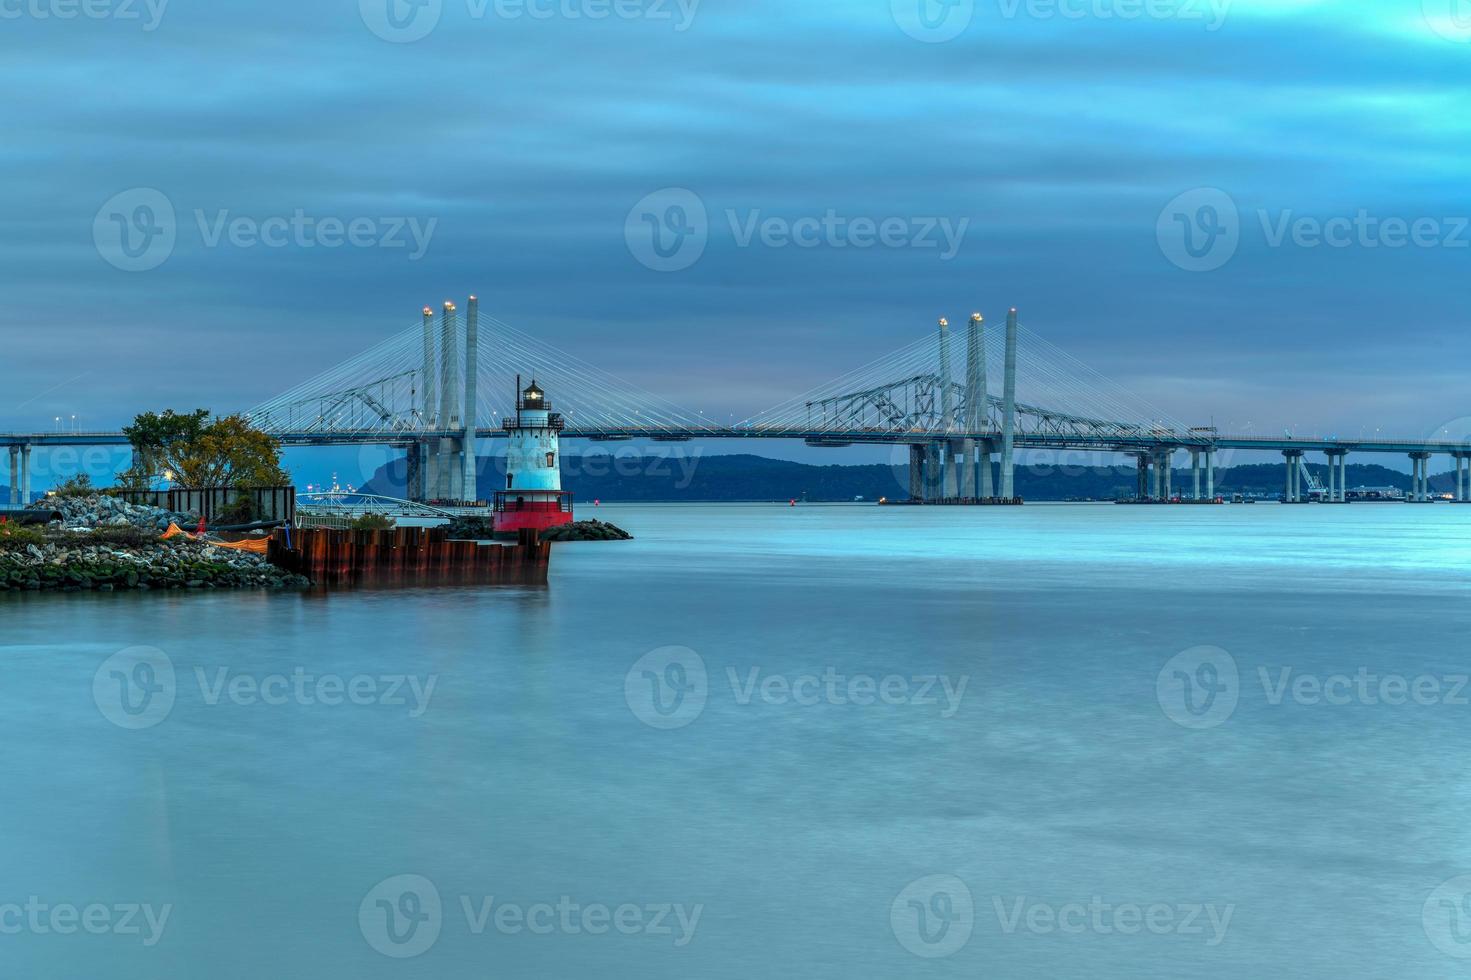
4,298 -> 1471,505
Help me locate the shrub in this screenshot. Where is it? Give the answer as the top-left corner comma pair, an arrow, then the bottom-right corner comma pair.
0,522 -> 45,549
52,474 -> 96,497
349,513 -> 394,530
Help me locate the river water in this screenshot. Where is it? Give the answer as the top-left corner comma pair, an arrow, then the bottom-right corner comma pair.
3,502 -> 1471,978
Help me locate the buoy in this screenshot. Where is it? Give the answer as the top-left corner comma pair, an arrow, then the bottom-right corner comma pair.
594,499 -> 600,506
789,499 -> 796,507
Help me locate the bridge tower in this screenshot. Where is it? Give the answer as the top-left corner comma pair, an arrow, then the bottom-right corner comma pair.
963,312 -> 987,500
493,378 -> 573,538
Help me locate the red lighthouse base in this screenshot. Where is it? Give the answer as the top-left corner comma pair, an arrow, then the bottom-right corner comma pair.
493,490 -> 574,539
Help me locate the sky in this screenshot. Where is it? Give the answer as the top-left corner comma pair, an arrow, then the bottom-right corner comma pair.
3,0 -> 1470,484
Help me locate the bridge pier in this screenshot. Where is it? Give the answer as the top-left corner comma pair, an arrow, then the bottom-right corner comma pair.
1324,449 -> 1348,502
6,446 -> 16,505
19,445 -> 30,505
1000,308 -> 1018,500
908,444 -> 924,501
1455,452 -> 1470,502
1134,453 -> 1151,501
959,438 -> 974,499
1409,451 -> 1432,502
1191,449 -> 1200,500
1206,449 -> 1215,500
978,440 -> 994,499
925,442 -> 942,500
1282,449 -> 1304,502
942,440 -> 958,500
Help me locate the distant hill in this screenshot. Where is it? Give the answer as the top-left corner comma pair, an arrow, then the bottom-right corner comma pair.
359,454 -> 1435,503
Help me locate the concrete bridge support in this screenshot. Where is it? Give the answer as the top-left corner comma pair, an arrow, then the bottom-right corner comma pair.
959,439 -> 975,499
463,295 -> 480,502
19,445 -> 30,505
1135,453 -> 1151,501
978,440 -> 994,499
1410,452 -> 1432,502
1000,308 -> 1018,500
1454,453 -> 1471,502
1206,449 -> 1215,500
1191,450 -> 1201,500
908,444 -> 925,501
6,446 -> 16,505
1282,450 -> 1304,502
924,442 -> 942,500
1325,449 -> 1348,502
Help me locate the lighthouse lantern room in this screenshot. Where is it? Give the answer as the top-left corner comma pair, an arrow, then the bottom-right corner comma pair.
494,376 -> 574,538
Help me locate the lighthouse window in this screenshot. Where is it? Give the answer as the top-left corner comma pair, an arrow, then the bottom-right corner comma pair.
546,452 -> 556,468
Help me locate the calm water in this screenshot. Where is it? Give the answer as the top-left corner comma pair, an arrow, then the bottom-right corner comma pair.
3,502 -> 1471,978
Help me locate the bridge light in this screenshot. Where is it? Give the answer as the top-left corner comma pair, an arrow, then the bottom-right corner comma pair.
938,318 -> 948,328
970,313 -> 982,323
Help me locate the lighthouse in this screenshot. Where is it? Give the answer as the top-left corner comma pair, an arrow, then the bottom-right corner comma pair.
494,376 -> 574,538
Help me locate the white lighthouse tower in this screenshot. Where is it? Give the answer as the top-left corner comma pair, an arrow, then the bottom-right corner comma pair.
494,376 -> 574,537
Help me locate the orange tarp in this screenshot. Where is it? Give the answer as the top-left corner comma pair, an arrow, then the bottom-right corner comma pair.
209,537 -> 270,554
159,523 -> 270,553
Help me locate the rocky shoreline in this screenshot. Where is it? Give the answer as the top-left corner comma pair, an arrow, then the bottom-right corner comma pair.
540,519 -> 633,542
1,494 -> 310,593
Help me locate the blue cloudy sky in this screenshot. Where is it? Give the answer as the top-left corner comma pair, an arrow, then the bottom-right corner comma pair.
4,0 -> 1470,475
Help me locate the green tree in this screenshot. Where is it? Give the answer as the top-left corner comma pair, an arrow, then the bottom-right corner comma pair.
123,410 -> 289,489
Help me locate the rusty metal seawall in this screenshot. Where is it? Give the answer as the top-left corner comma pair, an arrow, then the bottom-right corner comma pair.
267,525 -> 548,587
